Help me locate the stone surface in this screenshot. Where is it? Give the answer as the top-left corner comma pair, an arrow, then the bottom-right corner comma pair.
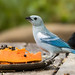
56,53 -> 75,75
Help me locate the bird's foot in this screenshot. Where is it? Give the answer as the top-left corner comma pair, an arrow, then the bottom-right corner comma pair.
42,53 -> 59,65
52,65 -> 58,68
42,56 -> 55,64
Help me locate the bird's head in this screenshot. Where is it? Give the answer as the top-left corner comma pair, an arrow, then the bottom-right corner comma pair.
25,15 -> 44,26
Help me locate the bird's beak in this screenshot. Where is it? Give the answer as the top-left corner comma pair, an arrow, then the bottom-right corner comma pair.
25,17 -> 32,21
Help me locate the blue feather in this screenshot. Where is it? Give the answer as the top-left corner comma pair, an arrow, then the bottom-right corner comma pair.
71,49 -> 75,54
41,38 -> 70,48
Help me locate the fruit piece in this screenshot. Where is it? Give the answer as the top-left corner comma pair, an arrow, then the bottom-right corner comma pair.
0,47 -> 42,63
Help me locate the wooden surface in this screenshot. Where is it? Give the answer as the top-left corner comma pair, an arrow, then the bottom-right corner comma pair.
0,43 -> 75,75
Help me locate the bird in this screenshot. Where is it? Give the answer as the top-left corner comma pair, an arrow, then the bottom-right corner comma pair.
25,15 -> 75,60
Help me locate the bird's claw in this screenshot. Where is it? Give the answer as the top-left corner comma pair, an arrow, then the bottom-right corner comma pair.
42,58 -> 54,64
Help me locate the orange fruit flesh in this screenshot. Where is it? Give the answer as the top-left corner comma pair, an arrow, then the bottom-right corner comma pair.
0,48 -> 42,64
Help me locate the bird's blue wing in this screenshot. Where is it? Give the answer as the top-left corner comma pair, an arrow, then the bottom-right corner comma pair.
40,37 -> 70,48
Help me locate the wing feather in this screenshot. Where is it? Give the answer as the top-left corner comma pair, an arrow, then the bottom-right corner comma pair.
38,32 -> 70,48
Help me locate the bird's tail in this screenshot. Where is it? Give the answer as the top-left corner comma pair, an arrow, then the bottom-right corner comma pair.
70,49 -> 75,54
62,48 -> 75,54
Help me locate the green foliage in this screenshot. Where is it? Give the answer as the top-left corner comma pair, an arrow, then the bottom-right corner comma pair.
0,0 -> 75,31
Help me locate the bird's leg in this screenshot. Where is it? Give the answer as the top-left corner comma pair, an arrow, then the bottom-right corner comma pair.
45,53 -> 59,61
42,53 -> 59,64
65,53 -> 69,57
51,53 -> 59,60
50,53 -> 59,68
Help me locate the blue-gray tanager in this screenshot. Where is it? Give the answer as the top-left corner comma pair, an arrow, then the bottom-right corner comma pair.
26,15 -> 75,59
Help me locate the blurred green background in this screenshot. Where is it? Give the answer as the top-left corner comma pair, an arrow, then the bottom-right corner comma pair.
0,0 -> 75,32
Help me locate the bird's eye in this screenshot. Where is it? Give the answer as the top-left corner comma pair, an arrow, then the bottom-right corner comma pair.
34,17 -> 37,20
